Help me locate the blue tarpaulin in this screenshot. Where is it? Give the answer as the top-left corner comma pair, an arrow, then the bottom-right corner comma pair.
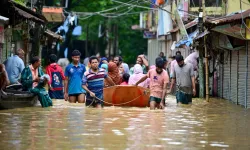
72,26 -> 82,36
175,30 -> 198,48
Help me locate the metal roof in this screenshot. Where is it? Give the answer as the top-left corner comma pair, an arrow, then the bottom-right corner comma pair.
194,30 -> 210,40
10,0 -> 47,23
14,6 -> 45,23
44,29 -> 63,40
211,24 -> 249,40
206,9 -> 250,25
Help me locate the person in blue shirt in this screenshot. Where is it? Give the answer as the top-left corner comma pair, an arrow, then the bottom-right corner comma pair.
4,49 -> 25,84
64,50 -> 86,103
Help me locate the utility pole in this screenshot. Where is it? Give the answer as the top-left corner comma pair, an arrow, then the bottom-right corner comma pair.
31,0 -> 44,58
198,0 -> 204,98
203,0 -> 209,102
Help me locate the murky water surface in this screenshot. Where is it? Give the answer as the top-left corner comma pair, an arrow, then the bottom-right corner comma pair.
0,96 -> 250,150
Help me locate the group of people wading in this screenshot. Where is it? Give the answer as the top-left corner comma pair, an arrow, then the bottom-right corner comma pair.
0,48 -> 196,109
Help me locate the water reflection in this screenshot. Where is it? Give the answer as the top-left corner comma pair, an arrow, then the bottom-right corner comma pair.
0,97 -> 250,149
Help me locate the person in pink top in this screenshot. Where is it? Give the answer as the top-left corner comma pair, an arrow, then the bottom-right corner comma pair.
184,51 -> 199,71
120,73 -> 130,85
128,64 -> 149,88
135,57 -> 169,110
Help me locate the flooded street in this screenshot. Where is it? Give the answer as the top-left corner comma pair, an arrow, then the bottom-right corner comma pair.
0,96 -> 250,150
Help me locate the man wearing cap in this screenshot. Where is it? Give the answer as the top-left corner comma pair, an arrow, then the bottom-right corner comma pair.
168,55 -> 196,104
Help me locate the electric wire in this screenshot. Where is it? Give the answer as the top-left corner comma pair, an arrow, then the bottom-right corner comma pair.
64,0 -> 150,19
111,0 -> 158,11
239,0 -> 250,39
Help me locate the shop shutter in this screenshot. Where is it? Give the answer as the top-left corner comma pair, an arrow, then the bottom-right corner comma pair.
218,63 -> 223,97
238,49 -> 247,107
223,51 -> 230,100
230,51 -> 238,104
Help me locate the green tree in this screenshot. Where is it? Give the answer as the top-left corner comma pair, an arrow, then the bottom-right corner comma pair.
67,0 -> 148,64
14,0 -> 26,5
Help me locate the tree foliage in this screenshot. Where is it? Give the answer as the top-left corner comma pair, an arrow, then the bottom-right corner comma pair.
14,0 -> 26,6
67,0 -> 148,64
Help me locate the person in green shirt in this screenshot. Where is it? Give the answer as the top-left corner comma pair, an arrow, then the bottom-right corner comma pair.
21,56 -> 52,107
130,54 -> 149,75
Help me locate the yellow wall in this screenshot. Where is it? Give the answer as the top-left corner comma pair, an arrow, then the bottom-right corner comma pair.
189,7 -> 224,16
227,0 -> 250,14
188,0 -> 250,16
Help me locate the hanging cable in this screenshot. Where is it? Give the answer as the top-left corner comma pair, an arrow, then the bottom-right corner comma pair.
111,0 -> 158,11
65,0 -> 136,15
63,0 -> 147,18
98,6 -> 135,18
140,0 -> 172,14
240,0 -> 250,34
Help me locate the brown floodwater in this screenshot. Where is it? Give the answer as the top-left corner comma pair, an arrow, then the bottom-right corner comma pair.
0,96 -> 250,150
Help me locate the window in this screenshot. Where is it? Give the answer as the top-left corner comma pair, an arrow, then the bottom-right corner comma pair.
190,0 -> 222,7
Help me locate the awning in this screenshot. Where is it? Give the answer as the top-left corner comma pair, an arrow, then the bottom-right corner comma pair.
215,32 -> 246,50
0,15 -> 9,24
10,1 -> 47,24
194,30 -> 210,40
206,9 -> 250,25
44,29 -> 63,40
175,30 -> 199,48
211,24 -> 249,40
14,6 -> 45,23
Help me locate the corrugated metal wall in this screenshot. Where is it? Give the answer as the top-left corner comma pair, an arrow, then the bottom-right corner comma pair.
218,63 -> 223,97
147,38 -> 189,66
209,59 -> 213,95
238,49 -> 246,106
247,43 -> 250,108
171,47 -> 190,59
147,39 -> 163,66
231,51 -> 238,104
223,51 -> 230,100
165,40 -> 173,58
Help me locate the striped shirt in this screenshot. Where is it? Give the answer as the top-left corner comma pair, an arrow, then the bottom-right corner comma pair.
82,68 -> 107,98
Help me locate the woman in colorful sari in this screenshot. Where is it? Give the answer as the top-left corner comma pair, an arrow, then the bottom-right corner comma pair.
105,62 -> 121,87
21,56 -> 52,107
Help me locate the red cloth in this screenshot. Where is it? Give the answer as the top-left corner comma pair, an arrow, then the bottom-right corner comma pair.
46,63 -> 65,91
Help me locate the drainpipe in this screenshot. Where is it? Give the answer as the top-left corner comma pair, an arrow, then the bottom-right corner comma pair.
245,42 -> 248,108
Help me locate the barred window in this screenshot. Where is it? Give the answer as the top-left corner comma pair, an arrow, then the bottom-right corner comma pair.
190,0 -> 222,7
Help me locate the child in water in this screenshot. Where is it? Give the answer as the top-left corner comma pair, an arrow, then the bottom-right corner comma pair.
30,74 -> 53,107
120,73 -> 130,85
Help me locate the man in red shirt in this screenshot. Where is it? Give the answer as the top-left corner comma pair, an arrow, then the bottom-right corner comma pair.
46,54 -> 65,99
